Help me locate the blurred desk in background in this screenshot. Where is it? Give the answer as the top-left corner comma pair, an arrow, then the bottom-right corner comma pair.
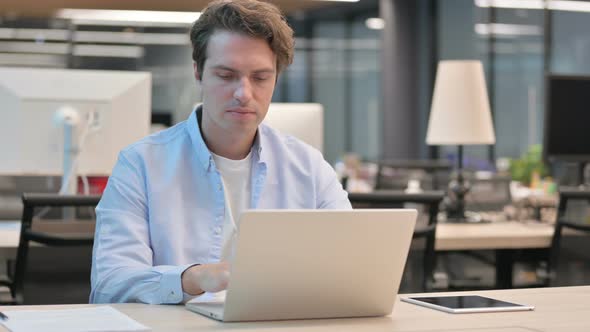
437,221 -> 559,289
0,221 -> 19,260
436,221 -> 554,251
0,219 -> 562,290
454,189 -> 563,289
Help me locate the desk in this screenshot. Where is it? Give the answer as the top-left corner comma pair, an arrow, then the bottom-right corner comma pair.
0,221 -> 19,260
2,220 -> 555,252
436,221 -> 555,289
0,286 -> 588,331
0,220 -> 556,289
436,221 -> 554,251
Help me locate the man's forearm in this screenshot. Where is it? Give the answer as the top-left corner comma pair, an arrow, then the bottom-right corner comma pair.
91,264 -> 193,304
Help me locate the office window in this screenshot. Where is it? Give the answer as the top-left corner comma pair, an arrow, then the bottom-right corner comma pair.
284,10 -> 381,164
312,22 -> 348,164
437,0 -> 544,164
436,0 -> 590,164
492,8 -> 544,159
552,11 -> 590,74
350,15 -> 381,162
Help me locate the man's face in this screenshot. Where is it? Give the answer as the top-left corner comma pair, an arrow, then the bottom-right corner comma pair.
196,30 -> 277,137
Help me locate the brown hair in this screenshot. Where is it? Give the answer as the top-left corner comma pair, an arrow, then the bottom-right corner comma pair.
190,0 -> 294,79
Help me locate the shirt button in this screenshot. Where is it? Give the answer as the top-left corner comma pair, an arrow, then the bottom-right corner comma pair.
215,226 -> 222,234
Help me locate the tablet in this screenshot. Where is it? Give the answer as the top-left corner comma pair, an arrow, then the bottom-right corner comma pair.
401,295 -> 535,314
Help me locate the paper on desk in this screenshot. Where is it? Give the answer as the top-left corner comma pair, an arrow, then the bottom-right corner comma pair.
0,306 -> 150,332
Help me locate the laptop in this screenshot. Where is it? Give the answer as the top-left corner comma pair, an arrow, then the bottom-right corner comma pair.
185,209 -> 417,322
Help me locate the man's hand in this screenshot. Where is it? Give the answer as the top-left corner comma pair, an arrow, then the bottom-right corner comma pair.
181,262 -> 230,295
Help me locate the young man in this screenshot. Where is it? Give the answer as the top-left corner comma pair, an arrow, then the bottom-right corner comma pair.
90,0 -> 351,304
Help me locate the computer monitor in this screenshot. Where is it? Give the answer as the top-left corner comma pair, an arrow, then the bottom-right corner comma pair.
0,67 -> 151,178
262,103 -> 324,153
544,75 -> 590,162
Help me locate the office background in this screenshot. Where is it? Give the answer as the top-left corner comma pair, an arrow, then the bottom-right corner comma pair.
3,0 -> 590,167
1,0 -> 590,304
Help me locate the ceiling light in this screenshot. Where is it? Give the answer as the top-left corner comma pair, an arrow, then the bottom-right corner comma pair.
365,18 -> 385,30
475,23 -> 542,36
549,0 -> 590,12
56,9 -> 200,26
475,0 -> 590,13
475,0 -> 544,9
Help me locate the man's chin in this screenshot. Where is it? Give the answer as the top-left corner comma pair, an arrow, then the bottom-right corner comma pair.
224,119 -> 259,133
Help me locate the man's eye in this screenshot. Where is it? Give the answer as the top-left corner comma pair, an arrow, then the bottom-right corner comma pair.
253,76 -> 270,82
218,73 -> 234,80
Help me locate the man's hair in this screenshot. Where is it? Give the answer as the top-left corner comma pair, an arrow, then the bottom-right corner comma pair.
190,0 -> 294,80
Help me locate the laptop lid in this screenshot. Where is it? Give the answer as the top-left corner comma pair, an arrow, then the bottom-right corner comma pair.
217,209 -> 417,322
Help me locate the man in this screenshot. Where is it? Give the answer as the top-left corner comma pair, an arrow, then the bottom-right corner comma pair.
90,0 -> 351,304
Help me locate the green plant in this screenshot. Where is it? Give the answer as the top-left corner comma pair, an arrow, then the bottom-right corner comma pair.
509,144 -> 549,186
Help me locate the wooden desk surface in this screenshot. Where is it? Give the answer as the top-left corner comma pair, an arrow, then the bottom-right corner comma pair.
0,221 -> 20,259
0,286 -> 588,332
436,221 -> 555,251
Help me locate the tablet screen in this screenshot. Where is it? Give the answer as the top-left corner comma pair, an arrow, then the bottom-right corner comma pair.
409,295 -> 521,309
402,295 -> 534,313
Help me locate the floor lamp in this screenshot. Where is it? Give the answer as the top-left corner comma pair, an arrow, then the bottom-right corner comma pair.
426,60 -> 496,222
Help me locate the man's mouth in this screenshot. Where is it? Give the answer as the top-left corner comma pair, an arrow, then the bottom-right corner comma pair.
226,108 -> 255,114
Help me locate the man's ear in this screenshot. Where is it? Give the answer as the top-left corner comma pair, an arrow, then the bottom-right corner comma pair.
193,63 -> 201,82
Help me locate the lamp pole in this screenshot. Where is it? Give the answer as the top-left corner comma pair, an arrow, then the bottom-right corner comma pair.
447,145 -> 470,221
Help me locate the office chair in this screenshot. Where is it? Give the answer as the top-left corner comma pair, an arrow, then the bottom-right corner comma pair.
348,190 -> 444,292
543,188 -> 590,286
373,159 -> 452,191
464,174 -> 512,213
2,193 -> 101,304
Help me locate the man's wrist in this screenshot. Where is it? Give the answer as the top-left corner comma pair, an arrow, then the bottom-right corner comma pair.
181,264 -> 204,296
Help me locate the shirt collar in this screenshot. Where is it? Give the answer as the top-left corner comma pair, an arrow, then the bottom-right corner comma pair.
186,105 -> 214,171
252,126 -> 267,166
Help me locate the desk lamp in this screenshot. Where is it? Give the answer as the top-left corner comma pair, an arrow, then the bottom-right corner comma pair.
426,60 -> 496,222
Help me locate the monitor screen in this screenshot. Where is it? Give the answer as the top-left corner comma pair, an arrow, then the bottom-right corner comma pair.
0,67 -> 151,176
544,75 -> 590,161
262,103 -> 324,153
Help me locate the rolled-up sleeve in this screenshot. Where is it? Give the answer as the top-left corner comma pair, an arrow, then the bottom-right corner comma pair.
90,150 -> 190,304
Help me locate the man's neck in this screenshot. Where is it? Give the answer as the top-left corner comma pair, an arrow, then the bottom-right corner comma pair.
199,112 -> 256,160
205,132 -> 254,160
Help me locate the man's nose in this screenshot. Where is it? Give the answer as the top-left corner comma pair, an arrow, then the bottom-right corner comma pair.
234,77 -> 253,103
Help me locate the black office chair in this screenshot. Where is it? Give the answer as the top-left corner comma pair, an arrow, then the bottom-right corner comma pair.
543,188 -> 590,286
1,193 -> 101,305
348,190 -> 444,292
464,174 -> 512,213
373,159 -> 452,191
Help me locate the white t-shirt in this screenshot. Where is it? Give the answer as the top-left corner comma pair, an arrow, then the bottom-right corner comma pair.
211,151 -> 252,262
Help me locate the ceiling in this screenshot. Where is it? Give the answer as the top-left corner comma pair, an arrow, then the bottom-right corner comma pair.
0,0 -> 343,17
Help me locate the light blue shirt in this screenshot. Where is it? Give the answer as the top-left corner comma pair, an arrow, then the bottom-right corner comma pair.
90,107 -> 351,304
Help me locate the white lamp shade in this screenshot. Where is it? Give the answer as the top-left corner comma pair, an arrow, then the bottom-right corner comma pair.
426,60 -> 496,145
